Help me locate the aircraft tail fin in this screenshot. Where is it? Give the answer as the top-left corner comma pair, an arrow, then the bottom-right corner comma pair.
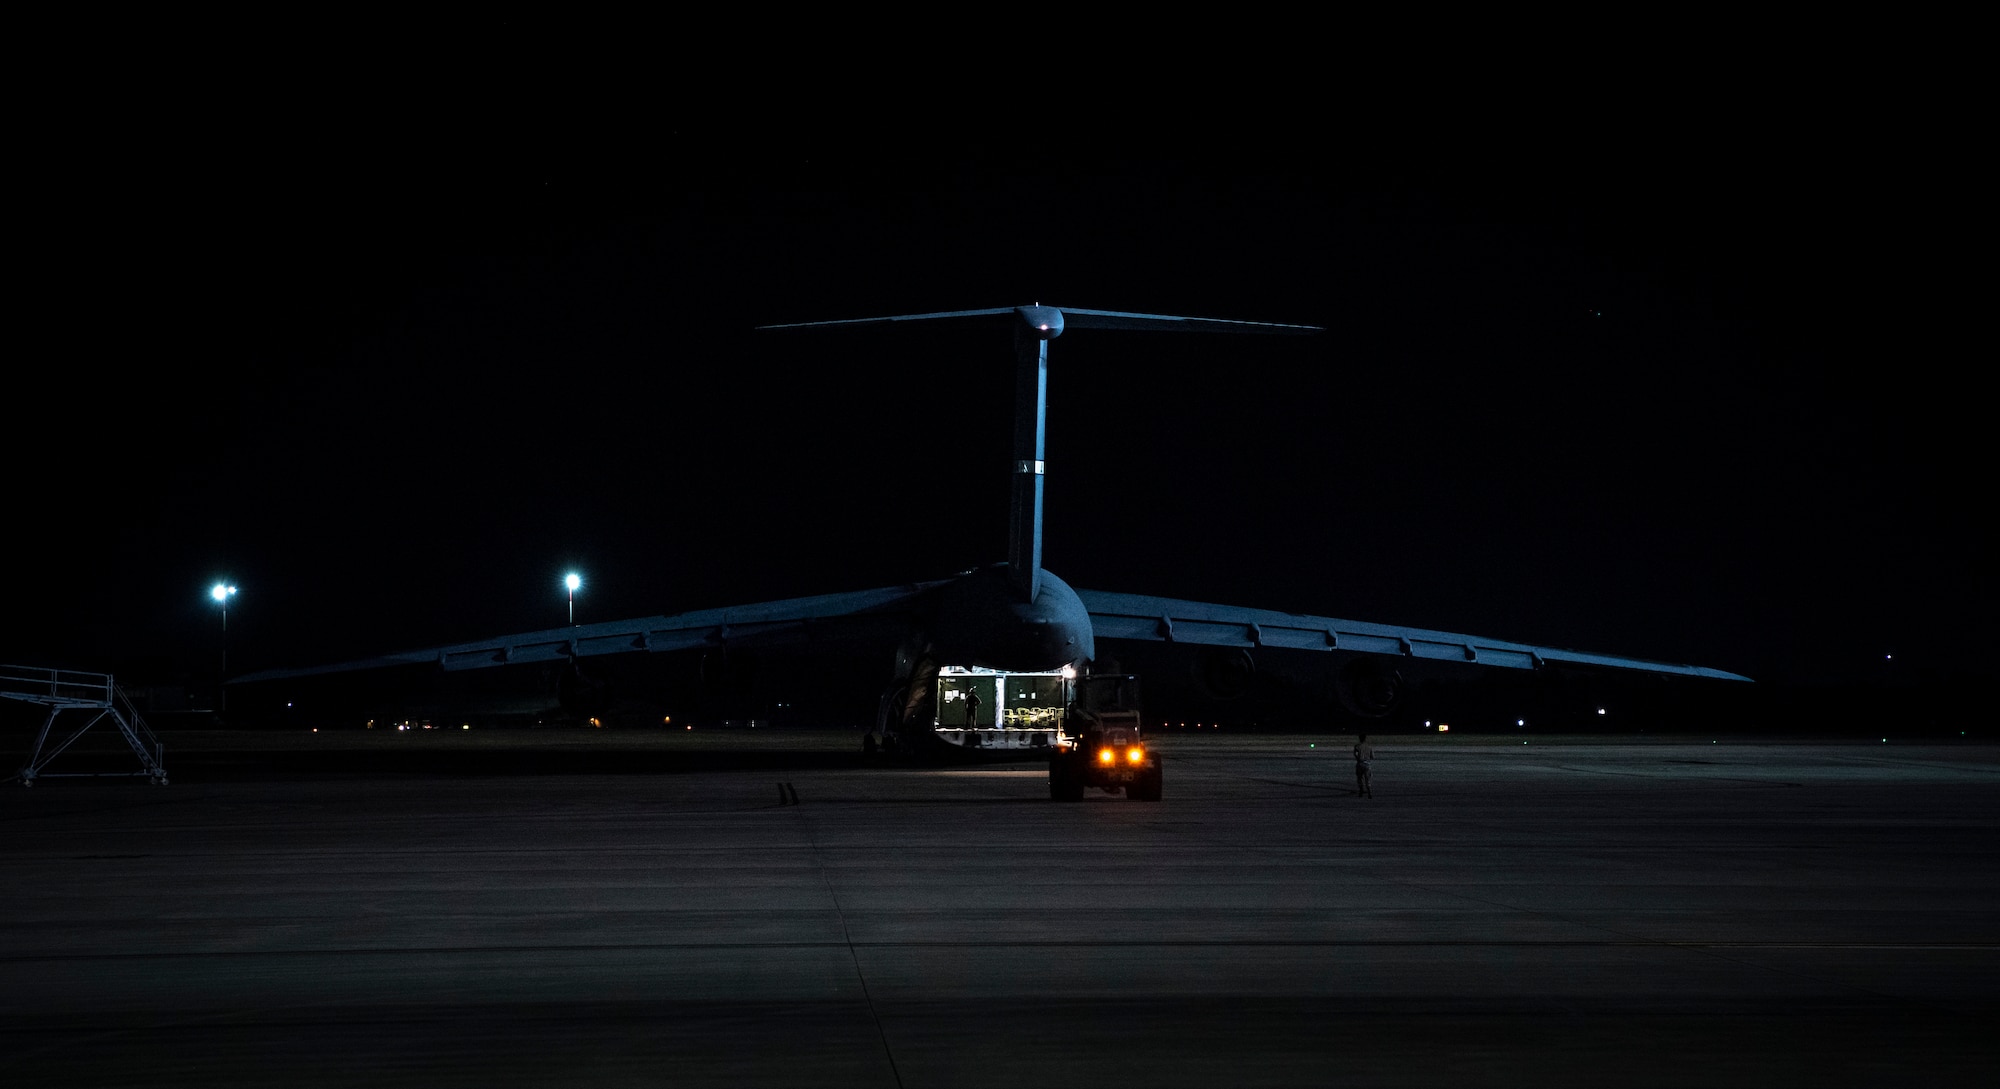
762,306 -> 1321,604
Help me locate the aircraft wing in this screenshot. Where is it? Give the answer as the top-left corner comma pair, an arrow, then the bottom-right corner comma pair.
1076,590 -> 1752,682
231,580 -> 951,685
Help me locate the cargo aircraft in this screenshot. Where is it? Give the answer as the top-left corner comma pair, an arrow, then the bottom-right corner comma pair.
232,305 -> 1750,741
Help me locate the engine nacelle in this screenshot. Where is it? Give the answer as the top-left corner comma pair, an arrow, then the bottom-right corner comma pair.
555,662 -> 610,719
1335,656 -> 1407,718
1194,647 -> 1257,700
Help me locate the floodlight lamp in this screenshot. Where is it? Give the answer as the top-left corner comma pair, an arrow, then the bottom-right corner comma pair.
565,573 -> 581,592
211,583 -> 236,602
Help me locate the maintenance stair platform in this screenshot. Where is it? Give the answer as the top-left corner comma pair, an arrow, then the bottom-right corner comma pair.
2,664 -> 168,785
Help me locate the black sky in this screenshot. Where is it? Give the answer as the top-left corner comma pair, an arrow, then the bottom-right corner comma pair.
9,100 -> 1986,696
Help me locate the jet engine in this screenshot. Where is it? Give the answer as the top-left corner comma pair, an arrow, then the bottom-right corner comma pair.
555,661 -> 610,720
1335,656 -> 1407,718
1193,647 -> 1257,700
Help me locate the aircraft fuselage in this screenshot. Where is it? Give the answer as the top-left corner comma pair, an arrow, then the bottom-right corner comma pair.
929,565 -> 1093,673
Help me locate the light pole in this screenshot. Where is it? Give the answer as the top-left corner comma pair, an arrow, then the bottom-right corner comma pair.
211,582 -> 236,711
565,572 -> 581,625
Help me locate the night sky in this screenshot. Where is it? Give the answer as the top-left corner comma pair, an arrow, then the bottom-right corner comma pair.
9,115 -> 1985,701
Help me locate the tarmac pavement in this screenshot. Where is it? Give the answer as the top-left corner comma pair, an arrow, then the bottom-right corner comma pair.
2,736 -> 1995,1086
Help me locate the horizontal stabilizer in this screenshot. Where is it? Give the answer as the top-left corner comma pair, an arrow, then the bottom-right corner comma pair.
1057,308 -> 1321,334
759,305 -> 1320,335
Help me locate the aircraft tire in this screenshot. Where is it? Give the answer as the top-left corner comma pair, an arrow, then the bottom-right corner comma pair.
1131,758 -> 1164,802
1050,755 -> 1085,802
